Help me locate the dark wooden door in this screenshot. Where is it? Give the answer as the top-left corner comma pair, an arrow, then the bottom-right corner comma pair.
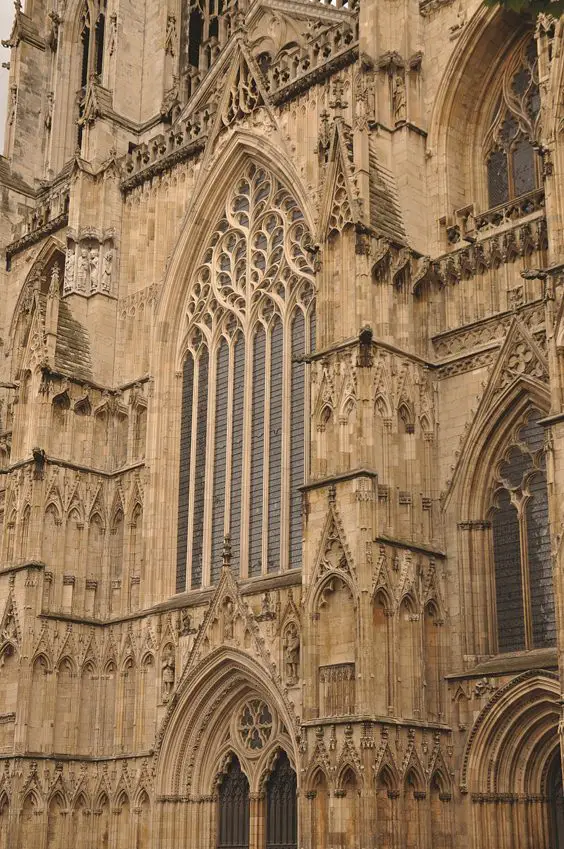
218,756 -> 250,849
266,751 -> 297,849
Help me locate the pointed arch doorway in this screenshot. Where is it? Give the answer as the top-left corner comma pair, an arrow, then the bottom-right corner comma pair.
215,750 -> 298,849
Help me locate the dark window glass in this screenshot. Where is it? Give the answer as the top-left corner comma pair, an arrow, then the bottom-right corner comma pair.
289,311 -> 305,569
492,489 -> 525,652
249,327 -> 266,577
95,13 -> 105,77
512,136 -> 536,198
267,318 -> 283,572
81,20 -> 91,88
191,350 -> 209,588
188,10 -> 203,68
230,335 -> 245,568
487,149 -> 509,208
211,339 -> 229,583
176,355 -> 194,592
527,471 -> 556,647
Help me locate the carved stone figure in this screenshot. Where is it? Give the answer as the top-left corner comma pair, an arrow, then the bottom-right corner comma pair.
223,599 -> 235,640
161,647 -> 175,702
283,622 -> 300,685
102,248 -> 113,293
180,608 -> 192,636
392,74 -> 406,124
77,247 -> 90,292
64,246 -> 75,292
89,248 -> 99,292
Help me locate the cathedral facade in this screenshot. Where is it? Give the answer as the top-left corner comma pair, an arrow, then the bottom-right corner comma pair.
0,0 -> 563,846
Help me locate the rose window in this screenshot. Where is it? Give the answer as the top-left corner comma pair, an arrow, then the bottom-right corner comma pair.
238,700 -> 273,750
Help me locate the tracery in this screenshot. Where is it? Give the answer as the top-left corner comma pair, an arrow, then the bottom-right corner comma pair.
490,408 -> 555,652
485,36 -> 541,209
177,163 -> 316,590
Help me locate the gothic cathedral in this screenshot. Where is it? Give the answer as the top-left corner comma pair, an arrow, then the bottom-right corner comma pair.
0,0 -> 563,846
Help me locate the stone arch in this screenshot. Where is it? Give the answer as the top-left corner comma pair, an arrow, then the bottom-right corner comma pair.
8,238 -> 65,341
428,4 -> 532,216
375,762 -> 399,847
78,659 -> 98,754
54,655 -> 76,752
19,791 -> 42,847
149,133 -> 317,598
448,379 -> 551,657
156,647 -> 298,798
28,653 -> 51,752
311,572 -> 357,717
46,791 -> 67,849
70,791 -> 90,843
0,791 -> 9,849
463,671 -> 560,848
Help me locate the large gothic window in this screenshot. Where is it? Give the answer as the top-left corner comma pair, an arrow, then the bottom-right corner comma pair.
491,409 -> 555,652
218,756 -> 250,849
176,164 -> 316,590
485,36 -> 541,209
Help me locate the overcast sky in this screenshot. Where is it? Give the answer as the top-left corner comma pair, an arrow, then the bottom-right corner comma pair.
0,6 -> 15,155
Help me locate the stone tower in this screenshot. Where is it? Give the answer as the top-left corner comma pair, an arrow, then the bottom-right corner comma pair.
1,0 -> 564,846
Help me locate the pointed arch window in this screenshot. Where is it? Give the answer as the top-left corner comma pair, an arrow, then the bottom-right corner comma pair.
485,36 -> 541,209
77,1 -> 107,145
176,163 -> 316,590
490,409 -> 556,652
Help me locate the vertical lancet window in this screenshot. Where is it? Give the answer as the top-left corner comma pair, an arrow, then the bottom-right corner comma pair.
485,36 -> 541,209
490,409 -> 555,652
176,164 -> 316,590
77,1 -> 107,145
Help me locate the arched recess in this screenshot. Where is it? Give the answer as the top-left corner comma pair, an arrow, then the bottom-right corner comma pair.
148,131 -> 317,600
54,657 -> 76,752
28,654 -> 50,752
372,589 -> 392,716
19,792 -> 41,848
155,648 -> 299,847
463,671 -> 561,849
46,792 -> 67,849
7,238 -> 65,381
375,763 -> 399,847
313,573 -> 357,718
428,4 -> 533,217
447,378 -> 552,658
0,792 -> 9,849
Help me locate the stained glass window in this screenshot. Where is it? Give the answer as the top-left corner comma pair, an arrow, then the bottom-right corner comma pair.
491,410 -> 556,651
177,164 -> 316,590
485,36 -> 541,209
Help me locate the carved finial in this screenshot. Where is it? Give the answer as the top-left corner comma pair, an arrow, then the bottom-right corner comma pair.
222,534 -> 232,570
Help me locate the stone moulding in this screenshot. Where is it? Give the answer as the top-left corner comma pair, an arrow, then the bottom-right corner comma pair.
5,213 -> 68,263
